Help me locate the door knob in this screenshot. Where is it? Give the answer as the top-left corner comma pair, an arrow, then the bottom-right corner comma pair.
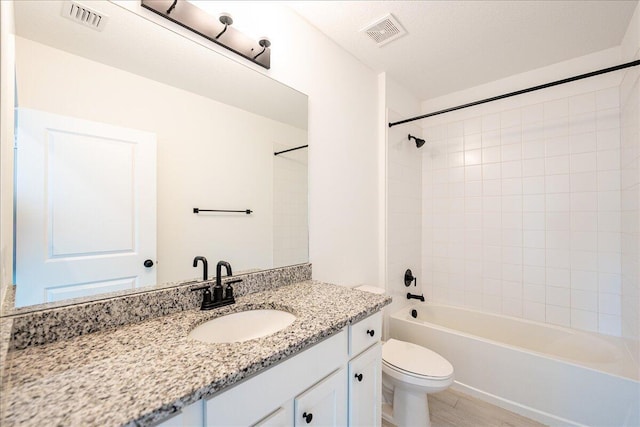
355,373 -> 363,382
144,259 -> 154,268
366,329 -> 375,337
302,412 -> 313,423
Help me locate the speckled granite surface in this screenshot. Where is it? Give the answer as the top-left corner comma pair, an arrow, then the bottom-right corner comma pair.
0,281 -> 390,427
7,263 -> 312,350
0,317 -> 12,381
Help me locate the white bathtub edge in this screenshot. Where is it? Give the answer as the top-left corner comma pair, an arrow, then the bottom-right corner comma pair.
451,381 -> 583,427
390,304 -> 640,426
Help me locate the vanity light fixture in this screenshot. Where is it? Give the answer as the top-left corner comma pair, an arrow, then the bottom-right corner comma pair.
253,37 -> 271,60
216,13 -> 233,39
141,0 -> 272,69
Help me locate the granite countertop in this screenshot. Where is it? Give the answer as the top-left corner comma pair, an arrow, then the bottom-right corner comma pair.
0,280 -> 390,426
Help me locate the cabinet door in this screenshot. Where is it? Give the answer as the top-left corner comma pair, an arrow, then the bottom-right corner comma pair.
252,403 -> 292,427
348,344 -> 381,427
295,368 -> 347,426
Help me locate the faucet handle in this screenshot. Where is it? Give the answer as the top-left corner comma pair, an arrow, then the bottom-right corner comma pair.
224,278 -> 242,300
191,285 -> 213,310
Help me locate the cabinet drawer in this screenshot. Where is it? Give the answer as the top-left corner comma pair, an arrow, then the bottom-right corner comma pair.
349,311 -> 382,357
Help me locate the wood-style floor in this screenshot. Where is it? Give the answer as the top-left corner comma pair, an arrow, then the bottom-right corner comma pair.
383,388 -> 547,427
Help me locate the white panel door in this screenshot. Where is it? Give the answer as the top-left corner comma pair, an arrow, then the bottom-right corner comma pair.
15,108 -> 156,306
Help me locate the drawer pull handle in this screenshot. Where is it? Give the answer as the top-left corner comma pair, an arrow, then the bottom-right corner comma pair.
355,373 -> 363,382
302,412 -> 313,424
366,329 -> 375,337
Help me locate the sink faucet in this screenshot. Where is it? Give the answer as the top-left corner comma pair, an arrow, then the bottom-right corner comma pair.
216,260 -> 233,286
214,261 -> 233,302
193,256 -> 208,281
191,260 -> 240,310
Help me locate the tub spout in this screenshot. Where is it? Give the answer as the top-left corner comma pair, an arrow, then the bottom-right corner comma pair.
407,292 -> 425,302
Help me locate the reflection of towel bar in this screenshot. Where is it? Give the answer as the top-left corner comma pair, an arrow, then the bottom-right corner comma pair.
274,145 -> 308,156
193,208 -> 253,215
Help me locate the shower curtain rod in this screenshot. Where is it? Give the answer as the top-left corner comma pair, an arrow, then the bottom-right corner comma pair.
388,59 -> 640,128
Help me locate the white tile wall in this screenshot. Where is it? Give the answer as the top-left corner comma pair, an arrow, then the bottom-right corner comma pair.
387,110 -> 423,312
273,144 -> 309,267
421,83 -> 624,335
620,57 -> 640,355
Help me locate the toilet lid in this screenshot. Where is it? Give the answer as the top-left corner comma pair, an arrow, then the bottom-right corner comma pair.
383,339 -> 453,379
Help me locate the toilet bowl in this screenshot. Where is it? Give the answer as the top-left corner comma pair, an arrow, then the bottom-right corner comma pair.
354,285 -> 454,427
382,338 -> 454,427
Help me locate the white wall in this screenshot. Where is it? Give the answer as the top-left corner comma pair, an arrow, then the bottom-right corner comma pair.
270,7 -> 380,287
15,37 -> 306,283
384,74 -> 423,329
419,48 -> 628,336
619,2 -> 640,361
0,0 -> 15,308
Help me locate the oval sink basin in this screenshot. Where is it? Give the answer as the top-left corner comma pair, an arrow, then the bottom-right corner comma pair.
188,309 -> 296,344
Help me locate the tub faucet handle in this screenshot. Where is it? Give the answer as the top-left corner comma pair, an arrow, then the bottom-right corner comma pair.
404,269 -> 417,287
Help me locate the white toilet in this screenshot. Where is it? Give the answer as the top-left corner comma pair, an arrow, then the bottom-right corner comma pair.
355,286 -> 454,427
382,338 -> 454,427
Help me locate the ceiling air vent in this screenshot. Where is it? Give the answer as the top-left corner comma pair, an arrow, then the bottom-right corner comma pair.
61,1 -> 109,32
361,14 -> 406,47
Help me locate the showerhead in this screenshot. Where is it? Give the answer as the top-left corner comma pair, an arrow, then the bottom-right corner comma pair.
408,134 -> 426,148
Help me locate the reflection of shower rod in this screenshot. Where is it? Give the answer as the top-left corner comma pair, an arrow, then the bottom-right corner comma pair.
274,145 -> 308,156
193,208 -> 252,215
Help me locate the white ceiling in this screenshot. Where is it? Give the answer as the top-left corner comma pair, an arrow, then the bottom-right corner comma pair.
290,1 -> 638,101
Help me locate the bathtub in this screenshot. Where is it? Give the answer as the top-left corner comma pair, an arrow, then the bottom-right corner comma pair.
389,303 -> 640,427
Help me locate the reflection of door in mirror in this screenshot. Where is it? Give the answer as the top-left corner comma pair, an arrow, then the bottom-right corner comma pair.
7,0 -> 308,312
15,108 -> 157,307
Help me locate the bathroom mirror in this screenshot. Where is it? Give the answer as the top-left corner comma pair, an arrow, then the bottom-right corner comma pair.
4,0 -> 308,312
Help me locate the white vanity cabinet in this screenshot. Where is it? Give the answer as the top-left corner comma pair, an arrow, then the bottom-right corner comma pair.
155,311 -> 382,427
348,312 -> 382,427
205,329 -> 348,426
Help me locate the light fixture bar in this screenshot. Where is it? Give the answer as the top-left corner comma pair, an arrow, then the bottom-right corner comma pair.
141,0 -> 271,69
